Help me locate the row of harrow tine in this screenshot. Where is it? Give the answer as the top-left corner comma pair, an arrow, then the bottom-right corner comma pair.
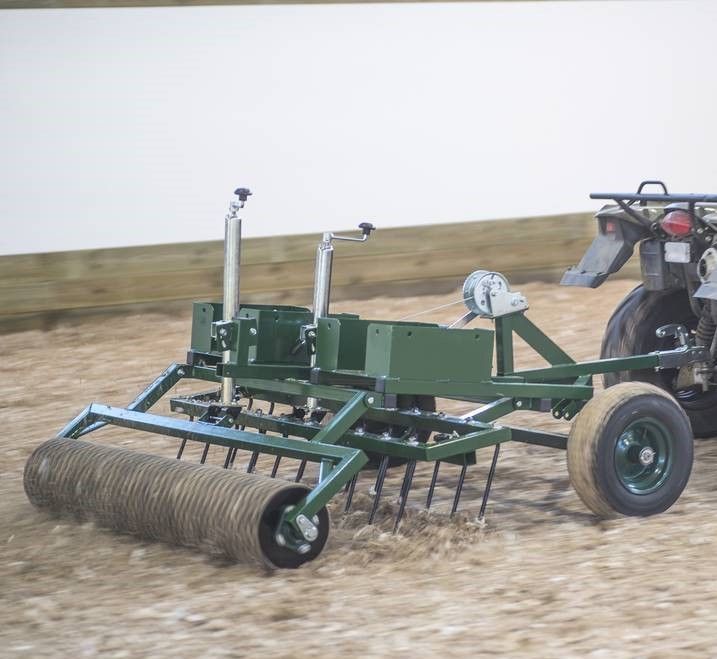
174,402 -> 500,532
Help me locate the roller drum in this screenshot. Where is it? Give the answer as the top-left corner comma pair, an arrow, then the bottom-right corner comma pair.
24,438 -> 329,569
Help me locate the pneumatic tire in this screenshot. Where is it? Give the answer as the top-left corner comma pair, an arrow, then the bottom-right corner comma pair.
567,382 -> 693,518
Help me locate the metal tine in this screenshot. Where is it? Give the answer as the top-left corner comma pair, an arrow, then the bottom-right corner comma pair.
270,456 -> 282,478
223,445 -> 238,469
479,444 -> 501,522
426,461 -> 441,509
176,439 -> 188,460
295,460 -> 307,483
368,456 -> 390,525
343,473 -> 359,513
450,463 -> 468,517
176,416 -> 193,460
223,416 -> 239,469
394,460 -> 417,533
269,430 -> 289,479
199,442 -> 210,465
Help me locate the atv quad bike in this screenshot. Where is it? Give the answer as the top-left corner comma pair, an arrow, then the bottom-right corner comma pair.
562,180 -> 717,437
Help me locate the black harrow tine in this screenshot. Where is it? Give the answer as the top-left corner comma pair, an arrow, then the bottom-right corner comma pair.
479,444 -> 501,522
295,460 -> 307,483
426,461 -> 441,509
343,473 -> 359,513
368,456 -> 390,525
176,416 -> 194,460
394,460 -> 417,533
270,456 -> 282,478
247,451 -> 259,474
176,439 -> 187,460
227,447 -> 239,469
200,442 -> 210,465
223,419 -> 237,469
450,463 -> 468,517
223,447 -> 236,469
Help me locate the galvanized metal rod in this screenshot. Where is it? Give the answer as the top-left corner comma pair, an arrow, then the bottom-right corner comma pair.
312,233 -> 334,323
307,234 -> 334,409
221,192 -> 247,405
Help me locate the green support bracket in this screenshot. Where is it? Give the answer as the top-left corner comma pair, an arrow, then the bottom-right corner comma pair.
495,315 -> 515,375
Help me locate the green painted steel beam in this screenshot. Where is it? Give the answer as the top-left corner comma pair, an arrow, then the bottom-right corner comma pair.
514,353 -> 660,381
507,426 -> 568,450
74,403 -> 356,462
510,313 -> 575,366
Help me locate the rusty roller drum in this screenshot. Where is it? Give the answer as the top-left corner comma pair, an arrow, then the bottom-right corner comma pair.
24,438 -> 329,569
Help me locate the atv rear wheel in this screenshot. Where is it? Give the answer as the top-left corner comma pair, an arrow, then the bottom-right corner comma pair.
601,285 -> 717,438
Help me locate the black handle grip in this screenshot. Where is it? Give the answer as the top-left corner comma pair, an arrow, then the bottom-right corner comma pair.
359,222 -> 375,236
234,188 -> 252,202
636,180 -> 669,195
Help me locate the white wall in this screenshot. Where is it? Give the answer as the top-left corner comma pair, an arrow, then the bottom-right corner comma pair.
1,0 -> 716,255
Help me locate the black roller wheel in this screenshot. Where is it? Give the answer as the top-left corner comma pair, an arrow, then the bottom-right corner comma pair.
567,382 -> 693,517
360,394 -> 436,468
601,285 -> 717,438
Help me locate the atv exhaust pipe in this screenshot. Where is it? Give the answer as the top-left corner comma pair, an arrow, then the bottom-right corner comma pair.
221,188 -> 251,405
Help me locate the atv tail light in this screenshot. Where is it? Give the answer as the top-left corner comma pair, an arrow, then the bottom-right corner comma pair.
661,210 -> 693,237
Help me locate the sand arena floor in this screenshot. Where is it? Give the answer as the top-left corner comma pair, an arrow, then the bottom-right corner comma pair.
3,279 -> 717,658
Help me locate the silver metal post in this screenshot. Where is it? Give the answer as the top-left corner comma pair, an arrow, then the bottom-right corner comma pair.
312,232 -> 334,324
221,188 -> 251,405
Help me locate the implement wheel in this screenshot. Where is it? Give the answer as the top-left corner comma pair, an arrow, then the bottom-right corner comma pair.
567,382 -> 693,518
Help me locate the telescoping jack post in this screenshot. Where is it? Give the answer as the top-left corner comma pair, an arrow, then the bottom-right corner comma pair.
221,187 -> 252,405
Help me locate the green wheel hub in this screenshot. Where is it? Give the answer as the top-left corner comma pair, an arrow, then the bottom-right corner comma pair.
614,418 -> 673,494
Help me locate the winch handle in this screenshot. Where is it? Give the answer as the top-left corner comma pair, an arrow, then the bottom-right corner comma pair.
359,222 -> 375,237
331,222 -> 376,243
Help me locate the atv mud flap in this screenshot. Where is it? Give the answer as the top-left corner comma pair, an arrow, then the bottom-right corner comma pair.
561,216 -> 645,288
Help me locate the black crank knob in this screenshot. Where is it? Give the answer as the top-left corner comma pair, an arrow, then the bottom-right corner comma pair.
358,222 -> 375,236
234,188 -> 252,202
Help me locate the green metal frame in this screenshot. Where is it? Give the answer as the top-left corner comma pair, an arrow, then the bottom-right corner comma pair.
56,303 -> 705,550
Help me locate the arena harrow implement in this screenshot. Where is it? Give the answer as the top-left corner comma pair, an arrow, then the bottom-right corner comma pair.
25,188 -> 703,568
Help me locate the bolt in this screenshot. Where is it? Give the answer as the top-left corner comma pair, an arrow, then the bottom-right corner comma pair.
274,533 -> 286,547
515,400 -> 523,408
639,446 -> 656,466
297,543 -> 311,555
366,396 -> 375,405
177,368 -> 185,377
219,328 -> 227,337
249,327 -> 257,336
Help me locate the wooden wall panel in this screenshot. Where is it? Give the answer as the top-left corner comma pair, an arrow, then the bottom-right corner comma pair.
0,213 -> 640,332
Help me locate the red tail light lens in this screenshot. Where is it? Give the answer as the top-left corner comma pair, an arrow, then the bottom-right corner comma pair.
661,210 -> 692,237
